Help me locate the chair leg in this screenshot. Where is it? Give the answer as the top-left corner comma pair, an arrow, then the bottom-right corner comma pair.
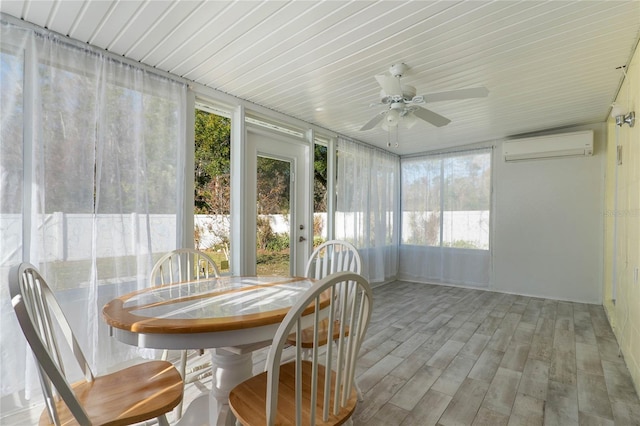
175,350 -> 188,419
355,380 -> 364,401
301,347 -> 312,361
157,414 -> 170,426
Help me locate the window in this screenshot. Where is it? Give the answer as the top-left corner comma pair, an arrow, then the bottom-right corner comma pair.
398,148 -> 492,287
194,107 -> 231,273
401,149 -> 491,250
313,142 -> 328,245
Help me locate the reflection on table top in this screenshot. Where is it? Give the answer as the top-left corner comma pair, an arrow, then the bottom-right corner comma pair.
102,276 -> 323,335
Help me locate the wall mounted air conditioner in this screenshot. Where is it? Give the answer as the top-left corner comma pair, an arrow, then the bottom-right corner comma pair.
503,130 -> 593,162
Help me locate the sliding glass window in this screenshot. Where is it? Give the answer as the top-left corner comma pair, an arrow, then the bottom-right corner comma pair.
399,148 -> 491,286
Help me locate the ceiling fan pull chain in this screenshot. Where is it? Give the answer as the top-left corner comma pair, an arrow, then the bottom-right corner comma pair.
395,126 -> 399,148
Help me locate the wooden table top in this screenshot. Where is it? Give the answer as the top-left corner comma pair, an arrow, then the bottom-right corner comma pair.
103,276 -> 323,335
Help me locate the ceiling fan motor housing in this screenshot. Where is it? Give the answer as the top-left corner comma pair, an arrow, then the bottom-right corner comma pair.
389,63 -> 409,78
380,84 -> 416,104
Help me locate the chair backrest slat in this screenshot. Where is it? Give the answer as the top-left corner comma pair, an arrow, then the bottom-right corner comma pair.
264,271 -> 372,426
306,240 -> 361,281
342,290 -> 360,406
305,240 -> 362,324
309,297 -> 320,422
294,319 -> 303,425
150,249 -> 220,288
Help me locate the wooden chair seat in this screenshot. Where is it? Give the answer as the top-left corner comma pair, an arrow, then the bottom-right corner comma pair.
229,361 -> 357,426
38,360 -> 183,426
286,319 -> 349,349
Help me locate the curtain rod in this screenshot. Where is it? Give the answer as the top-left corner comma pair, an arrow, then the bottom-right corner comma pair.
1,13 -> 188,87
401,143 -> 494,159
1,13 -> 347,142
337,135 -> 400,158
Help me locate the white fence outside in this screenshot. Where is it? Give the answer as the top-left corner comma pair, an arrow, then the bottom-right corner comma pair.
401,211 -> 490,249
1,213 -> 177,264
1,210 -> 489,264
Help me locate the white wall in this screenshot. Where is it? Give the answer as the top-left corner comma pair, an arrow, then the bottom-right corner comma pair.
492,124 -> 605,303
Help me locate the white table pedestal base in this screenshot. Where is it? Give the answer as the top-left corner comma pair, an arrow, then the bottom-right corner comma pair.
211,348 -> 254,426
176,348 -> 254,426
174,393 -> 209,426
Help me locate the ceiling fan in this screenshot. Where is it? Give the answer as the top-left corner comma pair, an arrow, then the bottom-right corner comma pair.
360,63 -> 489,132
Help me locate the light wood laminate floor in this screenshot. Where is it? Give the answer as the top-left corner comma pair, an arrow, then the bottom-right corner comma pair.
4,281 -> 640,425
347,281 -> 640,426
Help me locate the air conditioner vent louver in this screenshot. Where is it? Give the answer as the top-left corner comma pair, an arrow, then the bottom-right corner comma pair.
503,130 -> 593,162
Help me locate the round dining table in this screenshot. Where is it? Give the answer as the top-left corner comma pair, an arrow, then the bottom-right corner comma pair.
102,275 -> 324,426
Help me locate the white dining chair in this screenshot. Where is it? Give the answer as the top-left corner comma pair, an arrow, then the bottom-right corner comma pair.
150,248 -> 221,418
229,271 -> 373,426
305,240 -> 362,281
9,262 -> 184,426
150,248 -> 221,286
287,239 -> 365,400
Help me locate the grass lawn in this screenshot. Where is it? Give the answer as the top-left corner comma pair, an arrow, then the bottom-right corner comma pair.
204,249 -> 290,276
256,250 -> 290,276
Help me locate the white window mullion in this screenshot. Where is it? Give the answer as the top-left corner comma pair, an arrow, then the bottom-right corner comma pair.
22,35 -> 36,263
327,137 -> 336,240
439,158 -> 445,248
181,90 -> 195,249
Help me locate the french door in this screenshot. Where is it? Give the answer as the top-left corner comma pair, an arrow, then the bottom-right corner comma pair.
246,128 -> 310,276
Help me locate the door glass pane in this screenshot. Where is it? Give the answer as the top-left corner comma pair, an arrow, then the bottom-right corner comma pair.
256,156 -> 291,276
193,108 -> 231,273
313,144 -> 328,247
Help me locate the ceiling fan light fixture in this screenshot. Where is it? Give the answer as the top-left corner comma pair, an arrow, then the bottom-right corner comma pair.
385,109 -> 400,126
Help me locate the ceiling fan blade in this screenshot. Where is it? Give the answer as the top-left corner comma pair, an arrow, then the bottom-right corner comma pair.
403,113 -> 418,129
422,86 -> 489,103
375,74 -> 402,97
360,112 -> 386,131
412,107 -> 451,127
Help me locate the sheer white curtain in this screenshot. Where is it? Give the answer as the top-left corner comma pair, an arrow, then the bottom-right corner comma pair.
0,17 -> 186,402
398,148 -> 492,287
336,137 -> 399,283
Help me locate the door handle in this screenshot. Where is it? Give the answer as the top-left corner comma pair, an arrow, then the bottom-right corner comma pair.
299,236 -> 306,242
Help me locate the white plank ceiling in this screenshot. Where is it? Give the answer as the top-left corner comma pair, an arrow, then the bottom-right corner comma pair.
2,1 -> 639,155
